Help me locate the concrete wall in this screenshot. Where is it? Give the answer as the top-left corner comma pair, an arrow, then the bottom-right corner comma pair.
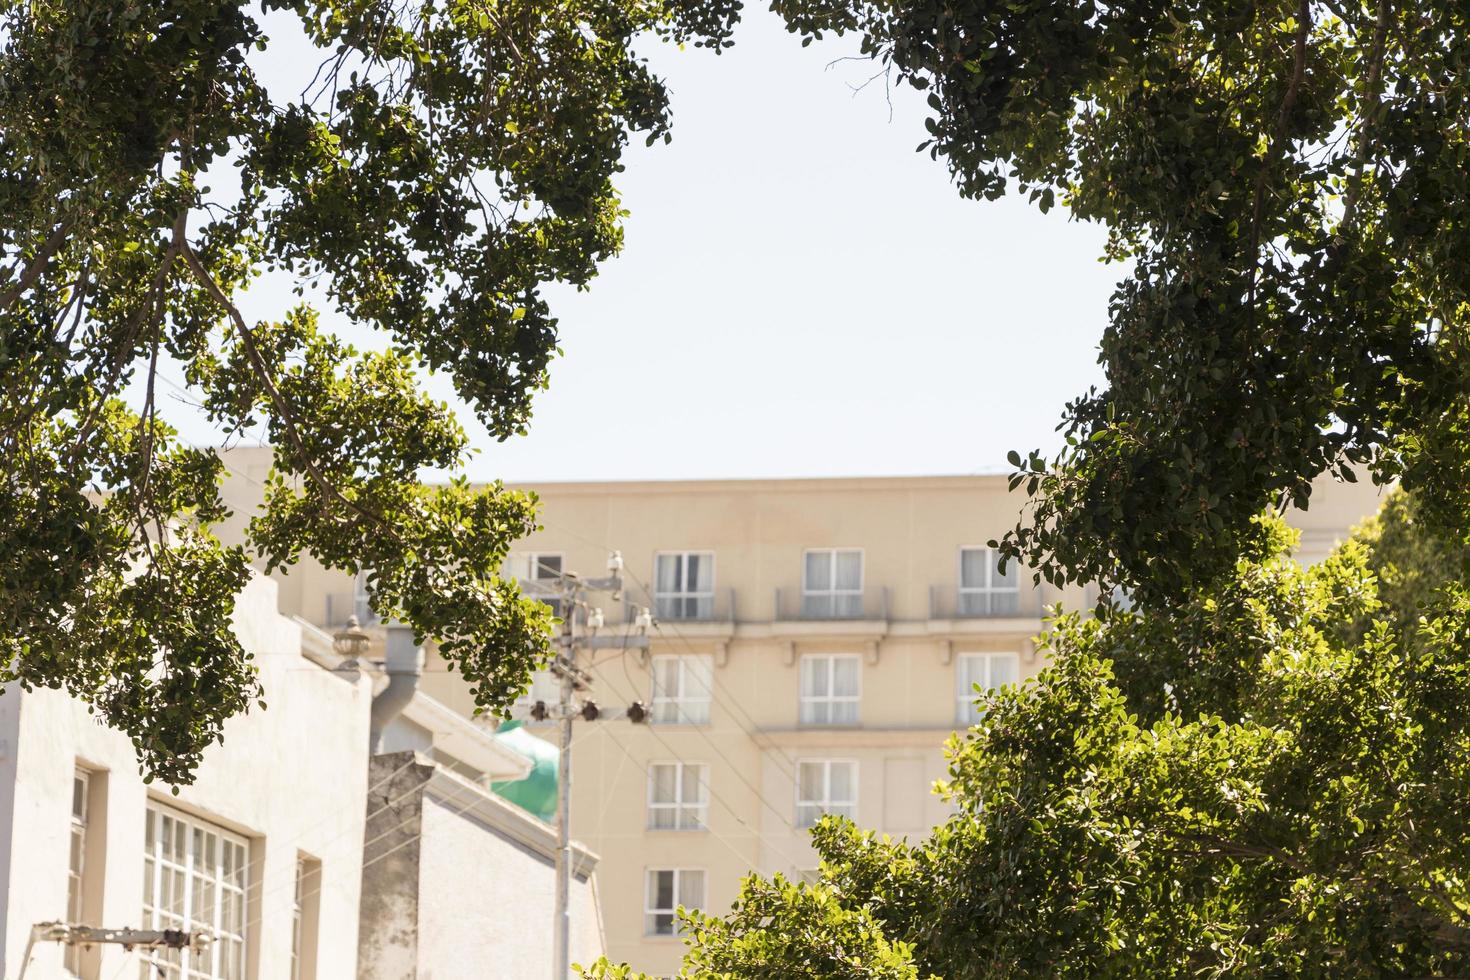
0,575 -> 372,980
359,753 -> 603,980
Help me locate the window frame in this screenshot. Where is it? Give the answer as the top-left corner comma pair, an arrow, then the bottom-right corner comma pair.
643,867 -> 706,937
800,548 -> 865,618
957,546 -> 1020,616
649,654 -> 714,726
954,651 -> 1021,725
140,802 -> 250,980
798,653 -> 862,726
646,761 -> 710,831
652,551 -> 717,621
65,769 -> 88,975
795,759 -> 859,829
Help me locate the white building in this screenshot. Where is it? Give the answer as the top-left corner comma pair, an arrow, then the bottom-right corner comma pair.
0,573 -> 604,979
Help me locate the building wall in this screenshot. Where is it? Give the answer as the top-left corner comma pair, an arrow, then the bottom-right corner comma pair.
243,463 -> 1387,977
358,753 -> 603,980
0,575 -> 372,980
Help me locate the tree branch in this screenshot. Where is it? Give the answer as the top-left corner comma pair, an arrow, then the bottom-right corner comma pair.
1247,0 -> 1313,317
0,220 -> 73,312
178,244 -> 397,539
1340,0 -> 1392,235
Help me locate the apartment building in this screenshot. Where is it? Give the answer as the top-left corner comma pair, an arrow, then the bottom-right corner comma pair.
230,454 -> 1383,978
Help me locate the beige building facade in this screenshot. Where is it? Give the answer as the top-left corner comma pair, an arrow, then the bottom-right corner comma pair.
217,447 -> 1385,977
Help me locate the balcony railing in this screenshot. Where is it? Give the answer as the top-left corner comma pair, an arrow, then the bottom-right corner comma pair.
774,587 -> 889,622
928,585 -> 1037,619
630,588 -> 737,624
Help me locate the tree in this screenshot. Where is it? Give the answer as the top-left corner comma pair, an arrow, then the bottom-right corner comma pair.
586,504 -> 1470,979
764,0 -> 1470,607
0,0 -> 737,783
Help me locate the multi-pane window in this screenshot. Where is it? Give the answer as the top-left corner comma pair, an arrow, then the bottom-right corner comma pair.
802,549 -> 863,618
796,760 -> 858,828
140,804 -> 248,980
650,655 -> 713,725
644,868 -> 705,936
954,652 -> 1020,725
66,770 -> 88,974
654,552 -> 715,620
958,547 -> 1019,616
504,553 -> 565,616
799,654 -> 860,725
647,762 -> 709,830
291,855 -> 321,980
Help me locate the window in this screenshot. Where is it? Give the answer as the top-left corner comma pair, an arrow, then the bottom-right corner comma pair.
650,655 -> 713,725
140,804 -> 248,980
65,770 -> 88,974
802,549 -> 863,618
796,760 -> 857,828
291,855 -> 321,980
654,552 -> 715,620
504,553 -> 565,616
644,869 -> 705,936
954,652 -> 1019,725
647,763 -> 709,831
958,547 -> 1019,616
799,654 -> 860,725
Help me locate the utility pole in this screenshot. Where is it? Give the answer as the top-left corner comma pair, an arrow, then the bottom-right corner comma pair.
521,552 -> 651,980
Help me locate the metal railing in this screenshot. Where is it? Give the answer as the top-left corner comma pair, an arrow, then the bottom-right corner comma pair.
928,584 -> 1037,619
774,586 -> 889,622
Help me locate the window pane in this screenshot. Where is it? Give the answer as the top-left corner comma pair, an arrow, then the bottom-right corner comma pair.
651,765 -> 676,804
798,763 -> 823,801
801,658 -> 828,697
834,551 -> 862,591
655,554 -> 680,594
804,551 -> 831,591
534,555 -> 561,579
992,552 -> 1016,588
832,657 -> 859,696
654,870 -> 674,909
678,870 -> 705,910
688,554 -> 713,592
830,700 -> 859,725
829,763 -> 855,802
990,655 -> 1018,688
685,657 -> 713,701
960,548 -> 987,589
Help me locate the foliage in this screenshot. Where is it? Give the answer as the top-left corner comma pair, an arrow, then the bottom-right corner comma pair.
591,513 -> 1470,978
768,0 -> 1470,606
1342,488 -> 1470,637
0,0 -> 737,782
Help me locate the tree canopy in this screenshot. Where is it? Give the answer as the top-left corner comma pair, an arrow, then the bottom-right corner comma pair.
586,501 -> 1470,979
763,0 -> 1470,607
0,0 -> 737,782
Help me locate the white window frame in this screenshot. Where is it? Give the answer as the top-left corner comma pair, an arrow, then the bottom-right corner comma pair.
66,769 -> 88,975
795,759 -> 858,829
653,551 -> 716,621
954,651 -> 1021,725
644,868 -> 706,937
798,653 -> 861,726
801,548 -> 864,618
957,546 -> 1020,616
646,761 -> 710,831
650,655 -> 713,725
140,803 -> 250,980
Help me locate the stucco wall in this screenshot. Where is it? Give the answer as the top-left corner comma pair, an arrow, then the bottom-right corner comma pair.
0,575 -> 372,980
358,753 -> 603,980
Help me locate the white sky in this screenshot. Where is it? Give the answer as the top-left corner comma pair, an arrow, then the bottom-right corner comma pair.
155,6 -> 1123,482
